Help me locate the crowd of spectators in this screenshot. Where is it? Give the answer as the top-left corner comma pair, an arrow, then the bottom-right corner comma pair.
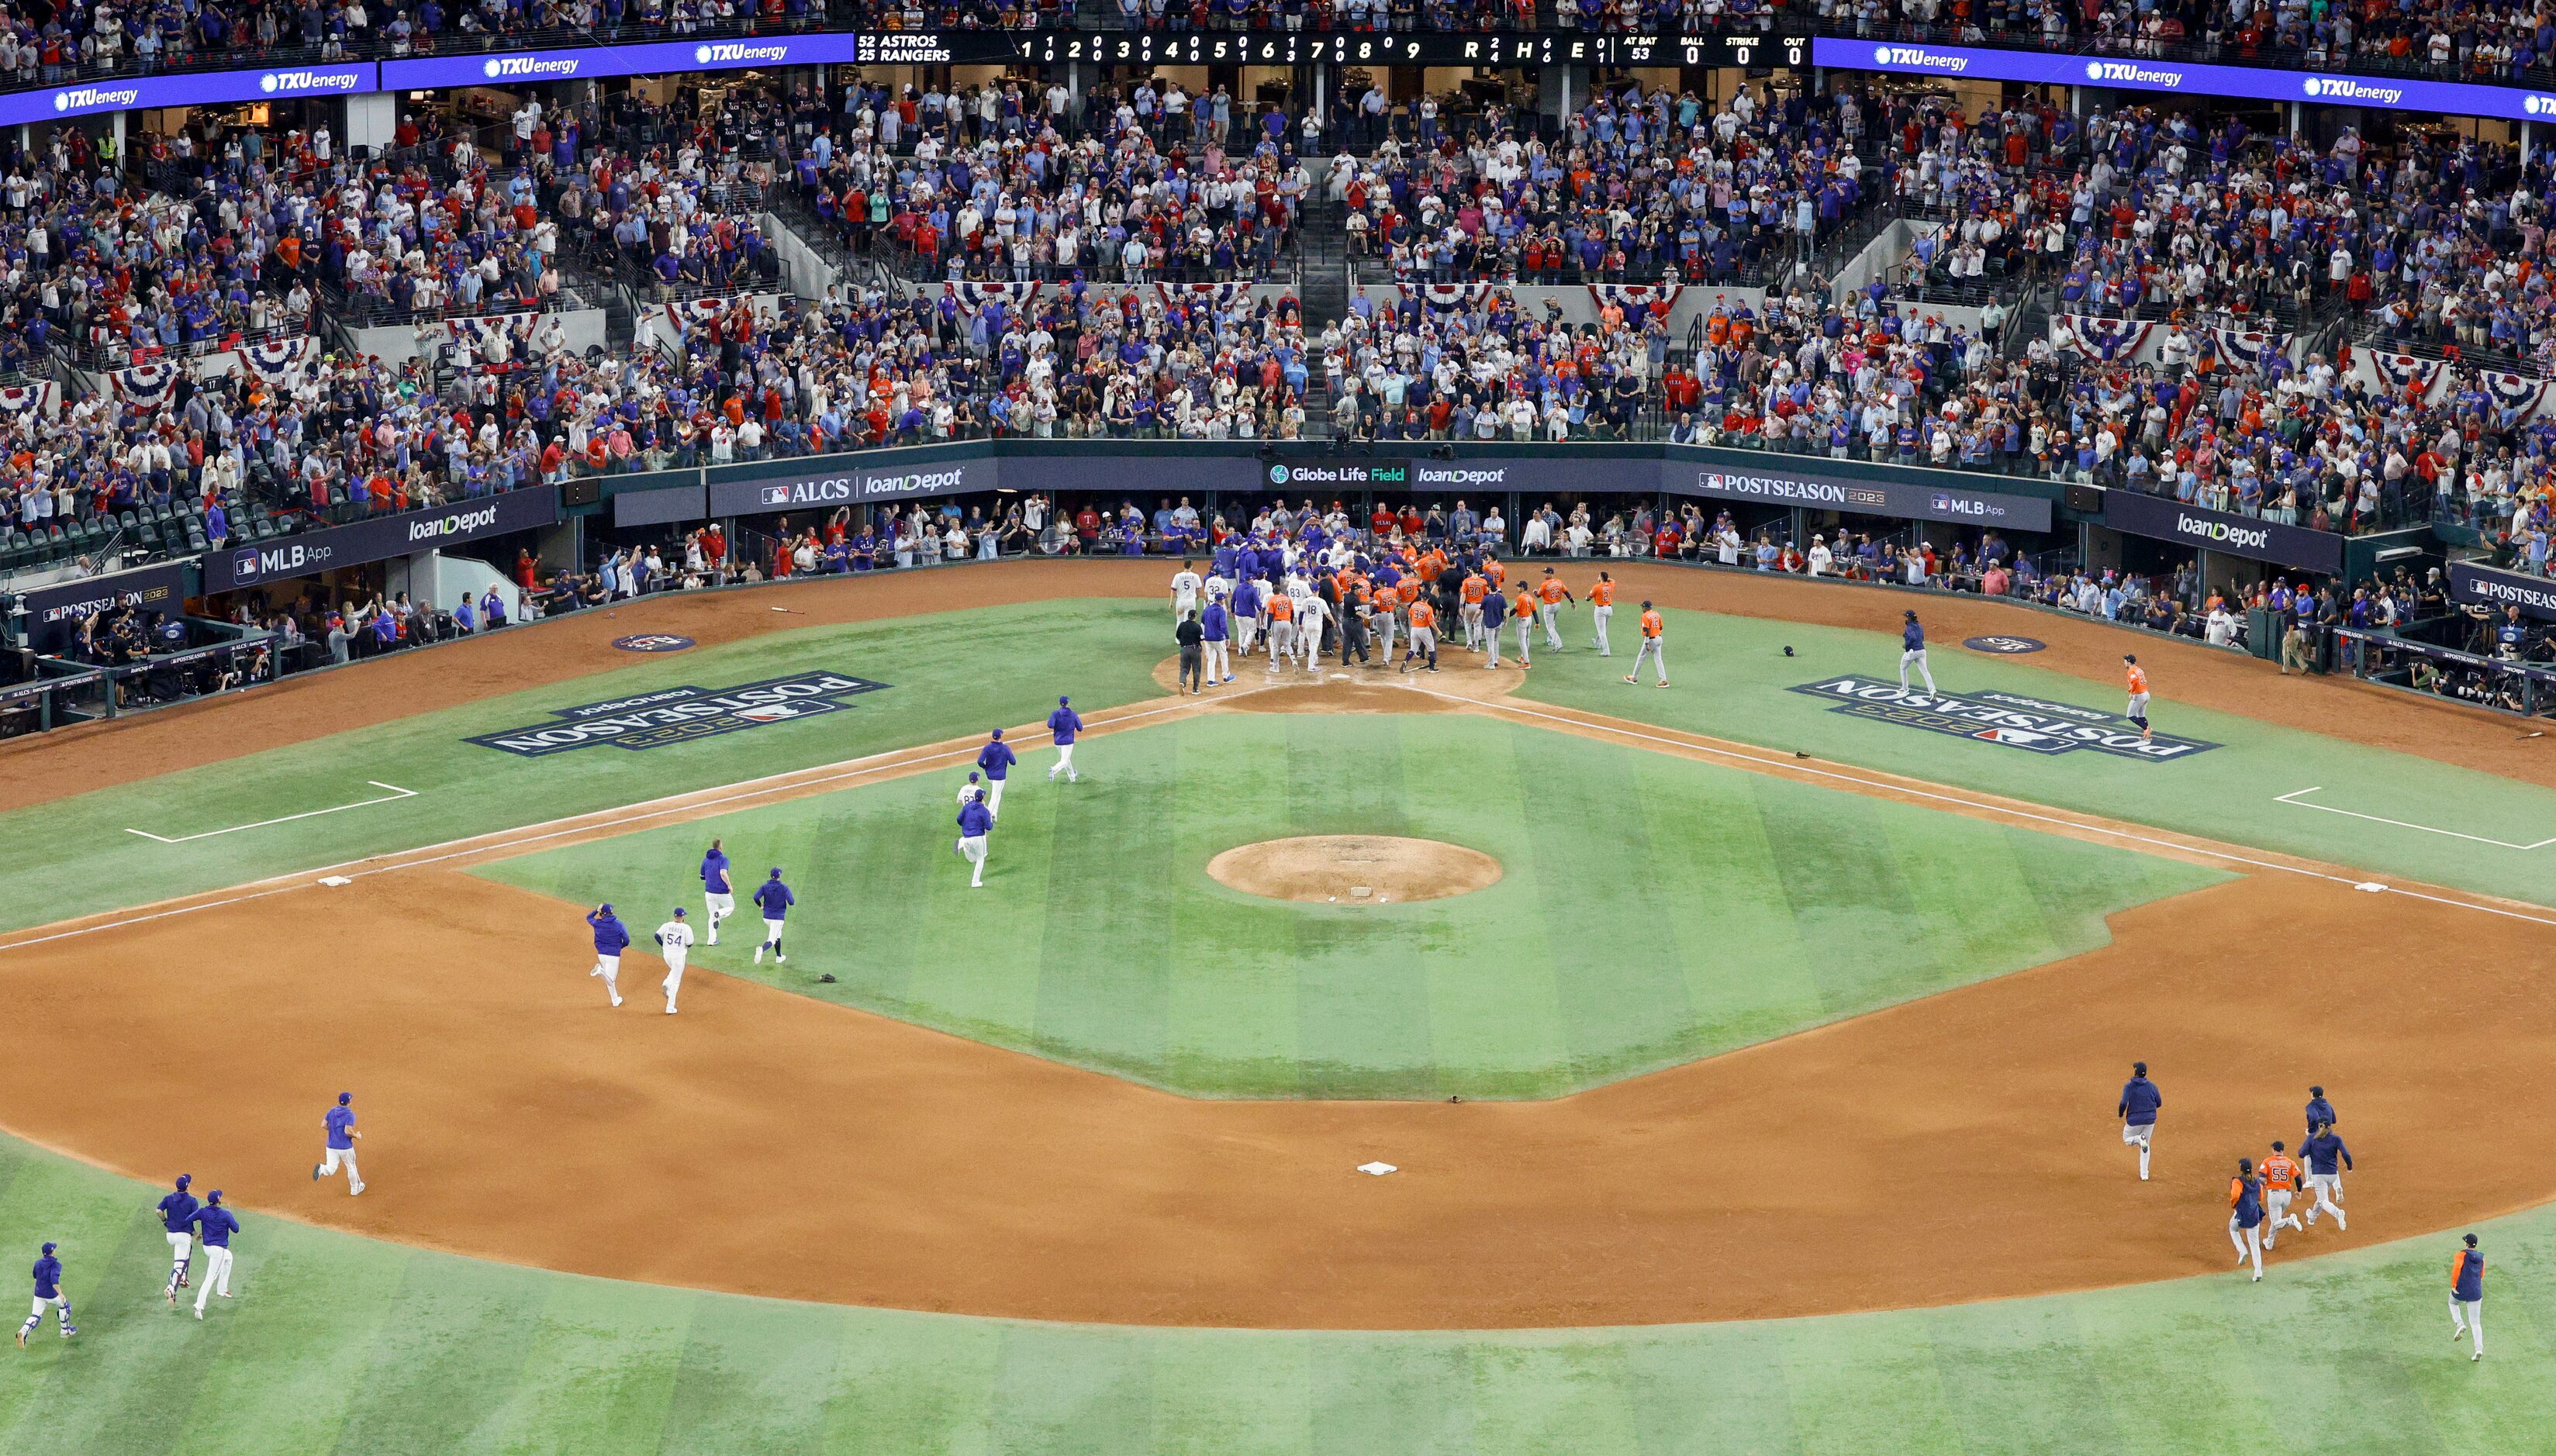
1322,283 -> 1669,439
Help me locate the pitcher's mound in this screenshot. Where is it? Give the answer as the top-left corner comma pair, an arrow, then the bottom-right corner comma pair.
1207,836 -> 1502,905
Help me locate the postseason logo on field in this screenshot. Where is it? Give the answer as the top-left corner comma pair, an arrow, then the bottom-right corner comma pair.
468,671 -> 888,756
1787,676 -> 2218,761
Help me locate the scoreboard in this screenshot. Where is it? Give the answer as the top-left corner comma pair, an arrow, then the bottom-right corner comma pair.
1007,30 -> 1811,68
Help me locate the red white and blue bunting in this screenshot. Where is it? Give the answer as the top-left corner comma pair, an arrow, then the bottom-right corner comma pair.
108,362 -> 181,410
1154,282 -> 1255,312
0,381 -> 59,419
445,312 -> 541,361
1588,282 -> 1683,316
2055,314 -> 2154,363
238,337 -> 320,392
2344,347 -> 2449,403
2478,368 -> 2554,422
2205,326 -> 2288,373
1400,282 -> 1499,311
944,281 -> 1040,316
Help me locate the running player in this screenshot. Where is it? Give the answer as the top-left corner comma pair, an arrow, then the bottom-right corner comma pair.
1535,568 -> 1575,650
1898,610 -> 1939,695
2117,1061 -> 2161,1179
2259,1141 -> 2304,1247
2124,654 -> 2152,741
2229,1158 -> 2265,1281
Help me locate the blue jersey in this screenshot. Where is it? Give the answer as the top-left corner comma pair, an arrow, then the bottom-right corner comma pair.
1482,590 -> 1506,626
958,799 -> 993,837
2301,1131 -> 2351,1175
2230,1175 -> 2263,1227
2117,1076 -> 2161,1127
587,911 -> 630,954
2304,1095 -> 2335,1133
977,740 -> 1017,780
753,878 -> 794,919
192,1206 -> 240,1249
1201,602 -> 1228,643
325,1105 -> 356,1151
1232,578 -> 1262,616
1904,620 -> 1926,650
700,850 -> 732,895
31,1255 -> 60,1299
157,1190 -> 200,1233
1047,707 -> 1082,744
2454,1248 -> 2485,1301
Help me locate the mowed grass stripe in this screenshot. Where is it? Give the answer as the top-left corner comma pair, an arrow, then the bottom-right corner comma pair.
1168,720 -> 1304,1099
478,1277 -> 691,1456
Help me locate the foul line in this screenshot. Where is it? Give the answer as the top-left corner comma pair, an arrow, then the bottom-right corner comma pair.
2272,787 -> 2556,851
1404,688 -> 2556,933
0,692 -> 1235,954
124,782 -> 420,844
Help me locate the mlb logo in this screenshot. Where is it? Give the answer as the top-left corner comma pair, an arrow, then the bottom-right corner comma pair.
760,485 -> 792,506
734,702 -> 811,723
230,548 -> 261,580
1930,495 -> 1951,512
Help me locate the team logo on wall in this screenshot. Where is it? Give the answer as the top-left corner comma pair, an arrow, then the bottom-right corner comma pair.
1787,677 -> 2218,760
611,634 -> 697,653
468,671 -> 888,756
1960,636 -> 2048,655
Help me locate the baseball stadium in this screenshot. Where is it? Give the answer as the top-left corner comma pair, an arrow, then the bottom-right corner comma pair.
12,16 -> 2556,1452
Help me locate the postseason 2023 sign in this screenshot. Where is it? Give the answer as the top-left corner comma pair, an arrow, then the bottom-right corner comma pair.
1789,676 -> 2219,760
468,671 -> 887,756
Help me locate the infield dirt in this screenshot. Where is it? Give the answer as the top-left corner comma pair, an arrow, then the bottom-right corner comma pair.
2,672 -> 2551,1330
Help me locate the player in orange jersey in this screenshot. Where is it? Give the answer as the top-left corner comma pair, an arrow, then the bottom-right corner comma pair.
1401,597 -> 1440,673
1458,569 -> 1490,648
1535,568 -> 1576,650
1587,572 -> 1617,656
1265,590 -> 1297,671
1625,601 -> 1668,687
1510,585 -> 1539,668
2258,1142 -> 2305,1249
2123,654 -> 2152,741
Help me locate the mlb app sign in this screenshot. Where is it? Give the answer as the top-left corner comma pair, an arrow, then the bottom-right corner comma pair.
1788,676 -> 2217,760
468,671 -> 889,756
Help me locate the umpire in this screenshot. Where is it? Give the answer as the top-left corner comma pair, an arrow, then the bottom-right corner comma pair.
1176,609 -> 1205,692
1337,578 -> 1372,667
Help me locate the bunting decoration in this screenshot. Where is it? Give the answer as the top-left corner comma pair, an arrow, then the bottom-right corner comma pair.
944,281 -> 1040,316
2341,346 -> 2448,403
2478,368 -> 2554,422
1154,281 -> 1253,311
1588,282 -> 1684,315
2057,315 -> 2155,363
2205,326 -> 2288,373
108,362 -> 181,410
0,381 -> 58,419
444,312 -> 541,362
1400,282 -> 1499,310
238,336 -> 320,392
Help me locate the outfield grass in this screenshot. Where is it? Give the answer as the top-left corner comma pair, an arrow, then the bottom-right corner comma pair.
2,1122 -> 2549,1456
475,712 -> 2223,1099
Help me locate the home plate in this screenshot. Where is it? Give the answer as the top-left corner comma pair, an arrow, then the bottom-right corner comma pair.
2354,882 -> 2388,892
317,876 -> 353,887
1356,1161 -> 1397,1177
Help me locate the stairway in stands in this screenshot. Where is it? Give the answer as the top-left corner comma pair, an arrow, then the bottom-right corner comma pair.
1297,193 -> 1351,330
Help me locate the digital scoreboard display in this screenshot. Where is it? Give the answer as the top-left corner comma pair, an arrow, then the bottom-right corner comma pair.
1010,31 -> 1810,68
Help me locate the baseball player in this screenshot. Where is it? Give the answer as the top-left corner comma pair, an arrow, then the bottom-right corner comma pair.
2228,1158 -> 2265,1281
699,839 -> 734,945
2124,654 -> 2152,742
1459,567 -> 1489,647
1589,572 -> 1616,654
1536,568 -> 1574,650
1169,560 -> 1204,622
2259,1141 -> 2305,1247
751,869 -> 794,964
655,906 -> 693,1015
1047,696 -> 1084,780
154,1174 -> 199,1303
1201,597 -> 1233,685
17,1242 -> 71,1347
1510,585 -> 1538,669
2305,1086 -> 2337,1142
313,1091 -> 363,1196
1295,591 -> 1330,675
2451,1233 -> 2485,1360
2117,1061 -> 2161,1179
1265,589 -> 1297,671
1481,579 -> 1508,667
1624,602 -> 1668,687
2301,1123 -> 2351,1230
1401,596 -> 1440,673
1230,574 -> 1263,658
1898,610 -> 1939,695
585,902 -> 629,1008
958,771 -> 986,807
975,729 -> 1017,818
955,791 -> 993,888
188,1192 -> 239,1320
1369,585 -> 1401,664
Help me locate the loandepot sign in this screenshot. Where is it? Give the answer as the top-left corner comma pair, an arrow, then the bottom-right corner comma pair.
468,671 -> 888,756
1788,677 -> 2219,760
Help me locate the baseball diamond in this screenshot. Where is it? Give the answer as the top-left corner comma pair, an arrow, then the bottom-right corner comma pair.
4,561 -> 2556,1454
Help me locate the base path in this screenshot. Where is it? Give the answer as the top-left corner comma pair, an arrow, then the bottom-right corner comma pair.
1,679 -> 2551,1330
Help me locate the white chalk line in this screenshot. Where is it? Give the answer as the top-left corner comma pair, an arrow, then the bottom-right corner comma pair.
2273,787 -> 2556,852
0,689 -> 1245,954
124,782 -> 420,844
1403,687 -> 2556,933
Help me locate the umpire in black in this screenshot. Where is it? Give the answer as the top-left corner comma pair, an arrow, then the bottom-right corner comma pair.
1176,609 -> 1205,692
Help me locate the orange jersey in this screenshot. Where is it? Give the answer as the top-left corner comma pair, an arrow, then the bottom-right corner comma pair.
1538,578 -> 1568,605
1268,595 -> 1294,622
1408,601 -> 1436,630
2229,1176 -> 2249,1209
1512,591 -> 1537,619
1460,574 -> 1489,604
1484,560 -> 1506,589
1396,581 -> 1421,608
1589,580 -> 1615,607
2259,1154 -> 2299,1192
1416,552 -> 1447,583
1639,609 -> 1663,639
2126,664 -> 2150,695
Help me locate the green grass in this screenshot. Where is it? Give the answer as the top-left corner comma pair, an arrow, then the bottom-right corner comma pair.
0,600 -> 1175,934
473,713 -> 2223,1099
3,1123 -> 2553,1455
1508,606 -> 2556,909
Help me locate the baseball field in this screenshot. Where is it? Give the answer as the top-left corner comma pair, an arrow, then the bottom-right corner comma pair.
5,561 -> 2556,1453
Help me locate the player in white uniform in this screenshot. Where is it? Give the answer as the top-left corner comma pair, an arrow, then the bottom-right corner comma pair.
1294,592 -> 1329,672
654,907 -> 694,1014
1169,561 -> 1204,622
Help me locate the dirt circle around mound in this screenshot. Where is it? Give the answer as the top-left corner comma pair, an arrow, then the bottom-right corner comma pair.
1206,834 -> 1504,905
